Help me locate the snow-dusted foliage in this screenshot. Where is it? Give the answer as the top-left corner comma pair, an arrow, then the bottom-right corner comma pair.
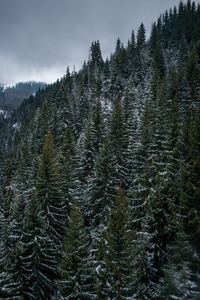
0,1 -> 200,298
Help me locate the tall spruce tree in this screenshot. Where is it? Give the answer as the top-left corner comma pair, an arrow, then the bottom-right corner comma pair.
36,131 -> 65,254
137,22 -> 146,49
109,98 -> 128,189
58,200 -> 95,300
59,124 -> 75,214
89,134 -> 118,231
186,45 -> 200,104
18,190 -> 57,299
0,204 -> 21,299
95,188 -> 134,300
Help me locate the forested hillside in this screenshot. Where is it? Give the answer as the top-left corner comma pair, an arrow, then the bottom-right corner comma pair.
0,1 -> 200,299
0,81 -> 47,112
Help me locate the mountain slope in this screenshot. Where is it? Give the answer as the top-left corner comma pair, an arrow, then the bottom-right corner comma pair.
0,1 -> 200,299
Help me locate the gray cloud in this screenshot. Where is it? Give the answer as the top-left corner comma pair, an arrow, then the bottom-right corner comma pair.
0,0 -> 197,85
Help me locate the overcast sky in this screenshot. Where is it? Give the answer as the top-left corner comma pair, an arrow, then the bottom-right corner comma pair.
0,0 -> 198,86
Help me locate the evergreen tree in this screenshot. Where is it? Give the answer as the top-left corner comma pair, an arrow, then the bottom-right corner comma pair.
137,22 -> 146,49
90,99 -> 105,156
89,134 -> 118,230
18,190 -> 57,299
186,45 -> 200,104
129,99 -> 152,232
153,41 -> 166,79
95,188 -> 134,299
59,124 -> 75,214
58,200 -> 95,300
90,40 -> 104,73
36,100 -> 50,153
180,106 -> 200,294
160,225 -> 200,299
109,98 -> 128,189
127,30 -> 136,74
0,205 -> 21,299
36,131 -> 65,253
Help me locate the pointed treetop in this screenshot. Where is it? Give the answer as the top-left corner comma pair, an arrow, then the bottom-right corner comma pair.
42,130 -> 55,159
137,22 -> 146,49
115,38 -> 121,53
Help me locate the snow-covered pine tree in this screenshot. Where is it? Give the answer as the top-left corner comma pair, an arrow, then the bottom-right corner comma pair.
36,100 -> 50,153
50,83 -> 72,145
186,45 -> 200,105
0,202 -> 21,299
90,99 -> 105,156
57,199 -> 95,300
59,124 -> 75,214
109,98 -> 129,190
95,187 -> 134,299
179,105 -> 200,295
72,100 -> 106,218
160,225 -> 200,299
89,134 -> 118,231
18,189 -> 57,299
36,131 -> 65,254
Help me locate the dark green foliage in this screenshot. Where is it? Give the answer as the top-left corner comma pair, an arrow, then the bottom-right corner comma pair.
186,45 -> 200,103
160,225 -> 200,299
36,131 -> 65,252
58,200 -> 95,299
90,40 -> 104,73
153,41 -> 166,79
89,134 -> 118,229
1,1 -> 200,299
137,22 -> 146,49
109,98 -> 128,188
59,124 -> 75,214
18,190 -> 57,299
95,188 -> 134,299
0,206 -> 22,299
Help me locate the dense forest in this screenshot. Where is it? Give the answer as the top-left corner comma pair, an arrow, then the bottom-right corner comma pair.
0,81 -> 46,113
0,1 -> 200,299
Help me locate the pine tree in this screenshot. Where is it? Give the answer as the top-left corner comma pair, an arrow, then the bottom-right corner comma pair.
137,22 -> 146,49
90,99 -> 105,156
58,200 -> 95,300
51,84 -> 72,145
122,91 -> 140,191
127,30 -> 136,75
72,121 -> 95,214
59,124 -> 75,214
95,188 -> 134,299
129,99 -> 152,232
0,204 -> 21,299
110,39 -> 128,94
153,41 -> 166,79
36,131 -> 65,253
160,225 -> 200,299
89,134 -> 118,230
109,98 -> 128,189
90,40 -> 104,73
179,106 -> 200,294
186,45 -> 200,104
18,190 -> 57,299
36,100 -> 50,153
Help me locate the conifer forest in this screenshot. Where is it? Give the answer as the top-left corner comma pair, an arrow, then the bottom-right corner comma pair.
0,1 -> 200,299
